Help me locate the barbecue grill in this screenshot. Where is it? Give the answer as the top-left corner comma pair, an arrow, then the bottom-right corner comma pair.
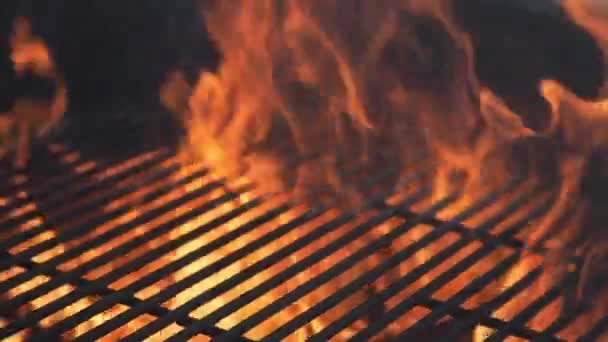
0,108 -> 606,342
2,0 -> 608,340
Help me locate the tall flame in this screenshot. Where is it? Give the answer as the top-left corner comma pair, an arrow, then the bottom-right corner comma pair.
184,0 -> 535,204
179,0 -> 608,338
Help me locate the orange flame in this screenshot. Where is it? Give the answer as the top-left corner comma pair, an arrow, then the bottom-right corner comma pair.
6,17 -> 66,168
183,0 -> 539,207
179,0 -> 608,339
4,1 -> 608,340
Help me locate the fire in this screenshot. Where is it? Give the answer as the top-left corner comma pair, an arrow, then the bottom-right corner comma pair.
179,0 -> 608,339
4,17 -> 66,168
2,0 -> 608,340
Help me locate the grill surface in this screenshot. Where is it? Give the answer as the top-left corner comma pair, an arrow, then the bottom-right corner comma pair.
1,121 -> 607,341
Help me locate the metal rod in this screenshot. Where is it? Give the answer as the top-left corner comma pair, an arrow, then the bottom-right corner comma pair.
579,316 -> 608,342
0,181 -> 246,340
349,196 -> 553,341
435,266 -> 547,342
0,145 -> 80,203
385,203 -> 528,251
0,163 -> 186,274
82,168 -> 415,342
1,208 -> 254,342
2,166 -> 211,304
0,149 -> 172,230
394,253 -> 521,340
235,186 -> 527,341
0,148 -> 168,218
272,186 -> 542,341
390,196 -> 555,339
485,286 -> 564,341
166,190 -> 444,342
310,181 -> 523,341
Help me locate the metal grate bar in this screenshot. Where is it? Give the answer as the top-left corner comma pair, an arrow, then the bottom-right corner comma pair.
0,149 -> 172,231
270,186 -> 545,341
1,251 -> 253,341
310,182 -> 527,341
29,149 -> 170,214
425,300 -> 559,341
385,203 -> 528,252
0,179 -> 246,339
166,191 -> 453,342
396,253 -> 522,339
0,112 -> 148,194
79,168 -> 416,342
540,301 -> 588,338
230,186 -> 530,341
0,146 -> 82,205
0,147 -> 164,216
392,195 -> 555,339
485,285 -> 565,341
24,186 -> 271,340
0,167 -> 190,288
429,263 -> 546,342
351,201 -> 557,341
64,200 -> 288,341
0,147 -> 79,195
17,144 -> 346,340
0,159 -> 182,265
76,202 -> 325,342
2,137 -> 605,341
1,165 -> 211,306
579,316 -> 608,342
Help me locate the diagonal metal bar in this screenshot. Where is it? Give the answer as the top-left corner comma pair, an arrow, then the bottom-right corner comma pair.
74,201 -> 325,342
437,269 -> 544,342
417,298 -> 563,341
485,285 -> 563,341
274,186 -> 543,341
578,316 -> 608,342
0,150 -> 172,230
0,181 -> 250,340
348,190 -> 552,342
0,162 -> 195,278
239,186 -> 530,341
306,181 -> 519,342
165,190 -> 451,342
1,251 -> 254,342
83,168 -> 417,342
2,167 -> 212,306
0,148 -> 170,219
0,162 -> 184,268
394,253 -> 521,340
393,196 -> 555,340
17,141 -> 376,340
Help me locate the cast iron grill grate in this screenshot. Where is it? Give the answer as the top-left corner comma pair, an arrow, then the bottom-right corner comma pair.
0,121 -> 606,342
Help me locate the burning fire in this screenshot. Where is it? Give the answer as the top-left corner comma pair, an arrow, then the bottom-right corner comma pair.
2,17 -> 66,168
2,0 -> 608,341
181,0 -> 608,339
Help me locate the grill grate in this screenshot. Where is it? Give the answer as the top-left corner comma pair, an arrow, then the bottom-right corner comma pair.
0,134 -> 607,341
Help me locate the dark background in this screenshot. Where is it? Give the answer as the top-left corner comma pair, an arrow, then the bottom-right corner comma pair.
0,0 -> 220,114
